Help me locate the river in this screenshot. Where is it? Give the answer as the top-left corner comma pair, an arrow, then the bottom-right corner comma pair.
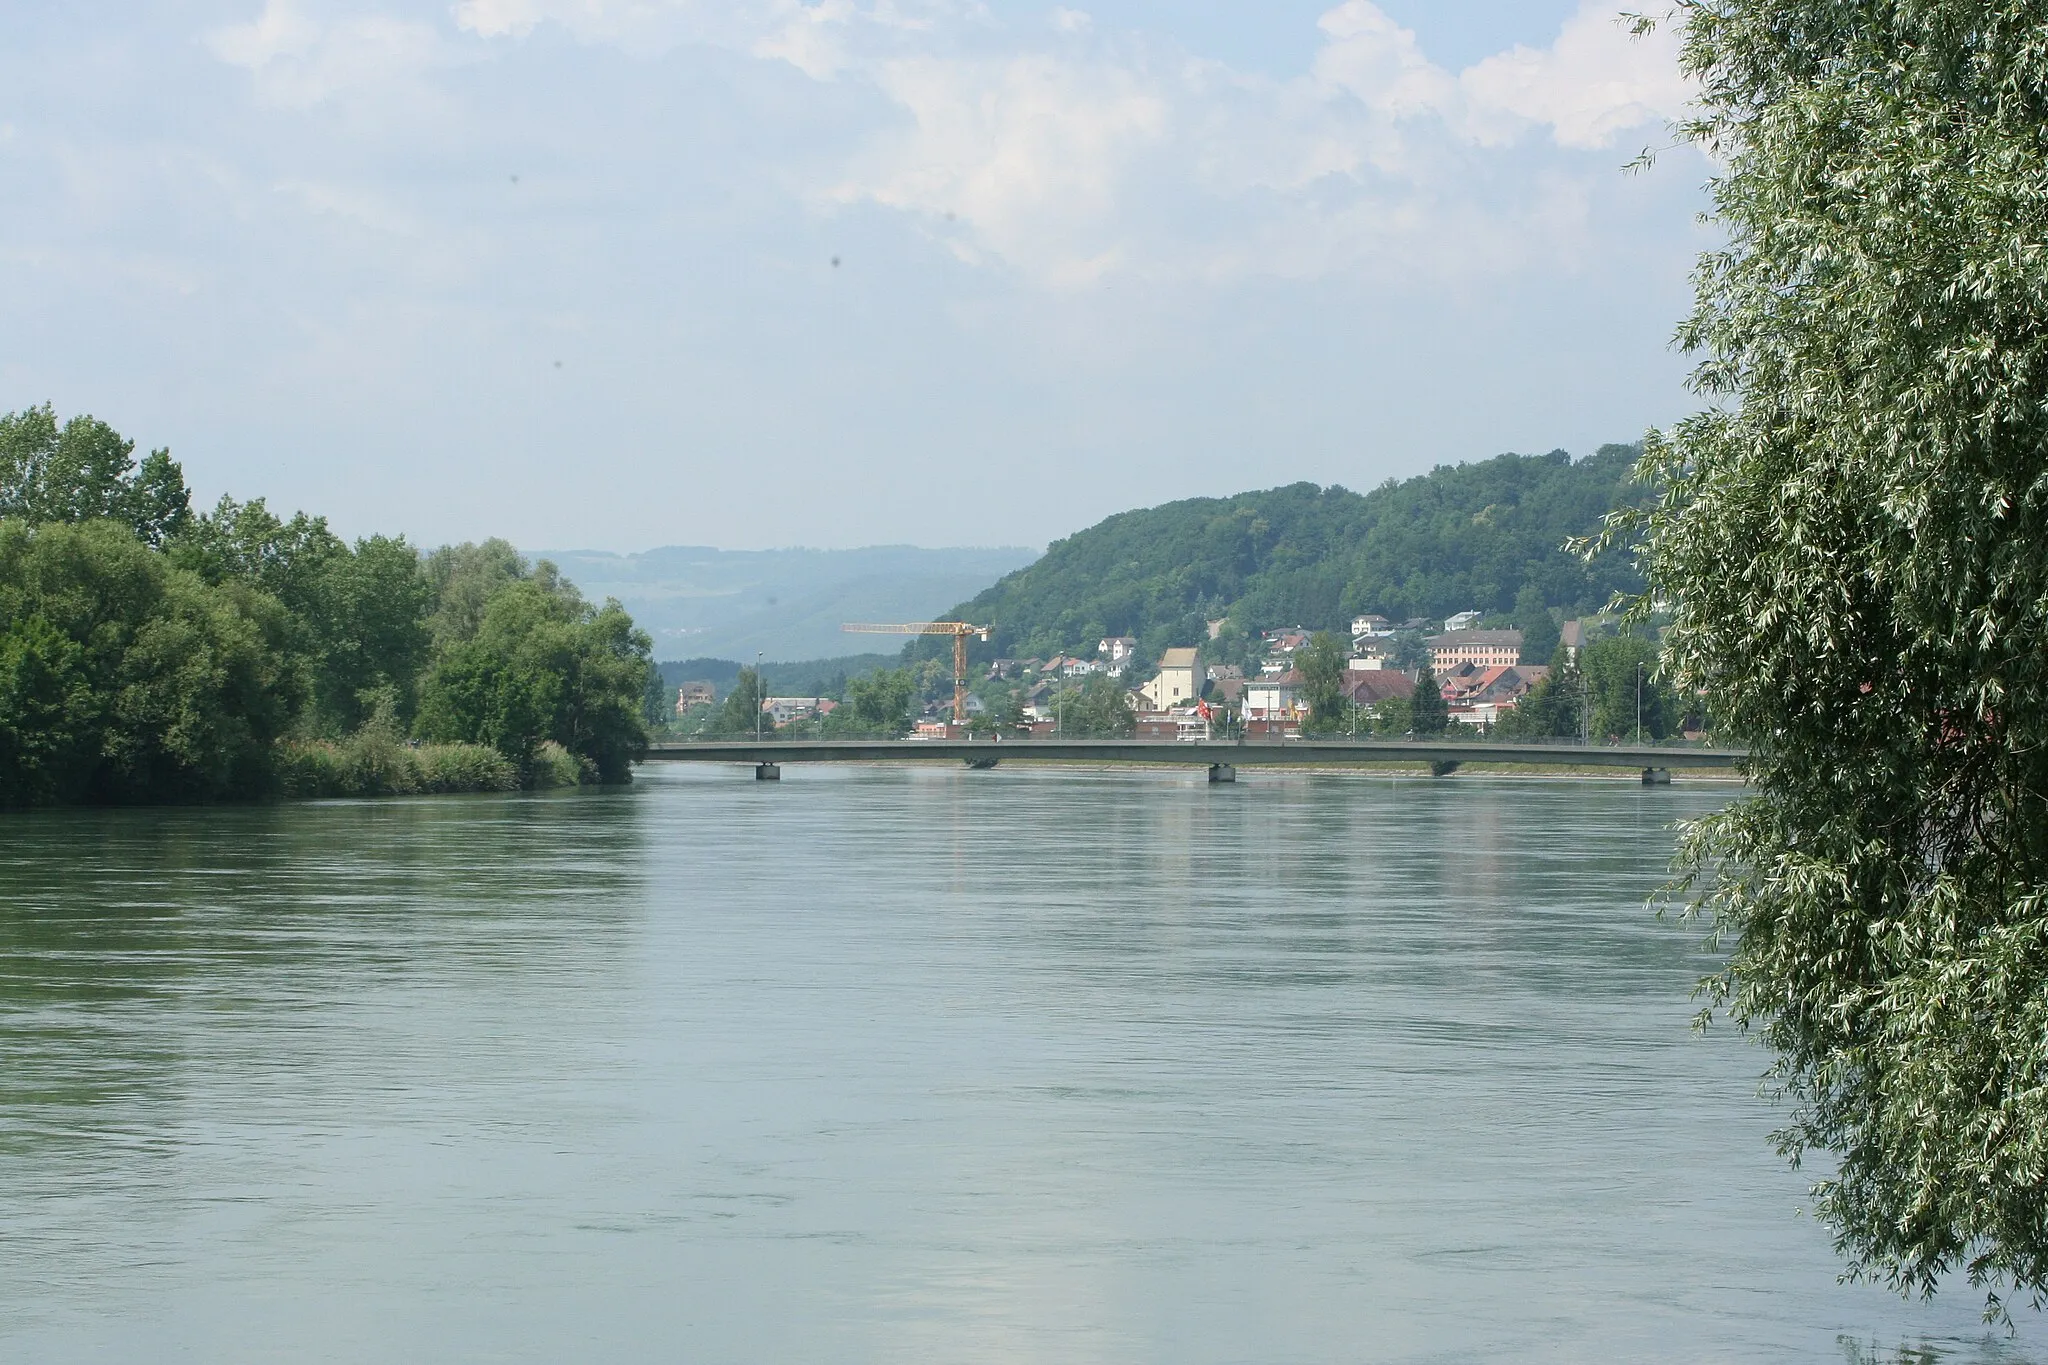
2,765 -> 2041,1362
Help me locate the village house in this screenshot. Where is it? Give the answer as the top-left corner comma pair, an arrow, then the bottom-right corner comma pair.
1098,636 -> 1137,666
675,681 -> 716,715
1442,664 -> 1549,725
1428,629 -> 1523,673
1341,669 -> 1416,708
1559,619 -> 1585,663
1348,638 -> 1397,670
1350,614 -> 1394,639
1140,647 -> 1203,710
1243,669 -> 1303,721
762,696 -> 838,726
1443,610 -> 1483,632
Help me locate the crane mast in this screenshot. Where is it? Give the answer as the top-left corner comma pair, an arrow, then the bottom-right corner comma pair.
840,621 -> 993,734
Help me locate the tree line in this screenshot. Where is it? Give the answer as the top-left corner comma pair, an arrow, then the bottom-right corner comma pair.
0,404 -> 654,805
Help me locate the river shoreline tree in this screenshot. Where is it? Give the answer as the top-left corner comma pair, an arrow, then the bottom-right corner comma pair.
0,408 -> 652,805
1620,0 -> 2048,1316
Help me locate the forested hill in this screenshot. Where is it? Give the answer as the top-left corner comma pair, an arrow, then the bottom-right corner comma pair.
922,445 -> 1644,665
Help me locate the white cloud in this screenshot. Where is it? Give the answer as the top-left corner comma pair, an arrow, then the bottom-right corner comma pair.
209,0 -> 447,106
1309,1 -> 1455,120
807,2 -> 1692,285
1460,1 -> 1690,149
1050,8 -> 1092,37
207,0 -> 1693,284
828,52 -> 1170,283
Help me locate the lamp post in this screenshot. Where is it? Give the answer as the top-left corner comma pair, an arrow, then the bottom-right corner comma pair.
756,651 -> 764,744
1635,661 -> 1643,745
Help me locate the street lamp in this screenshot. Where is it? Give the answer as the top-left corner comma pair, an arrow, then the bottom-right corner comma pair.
756,650 -> 764,744
1635,660 -> 1643,745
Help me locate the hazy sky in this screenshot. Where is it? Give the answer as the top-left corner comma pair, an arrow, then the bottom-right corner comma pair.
3,1 -> 1707,551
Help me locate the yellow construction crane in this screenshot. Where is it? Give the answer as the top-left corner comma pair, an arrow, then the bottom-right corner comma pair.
841,621 -> 992,732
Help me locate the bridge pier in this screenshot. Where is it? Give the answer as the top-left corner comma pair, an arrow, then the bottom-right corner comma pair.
755,763 -> 781,781
1208,763 -> 1236,784
1641,767 -> 1670,786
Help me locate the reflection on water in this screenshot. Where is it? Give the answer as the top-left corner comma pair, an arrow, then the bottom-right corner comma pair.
0,767 -> 2040,1363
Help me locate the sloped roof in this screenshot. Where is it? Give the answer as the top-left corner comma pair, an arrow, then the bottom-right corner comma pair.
1158,647 -> 1202,668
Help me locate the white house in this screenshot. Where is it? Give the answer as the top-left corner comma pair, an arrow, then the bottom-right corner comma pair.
1443,610 -> 1483,632
1243,670 -> 1302,720
1350,614 -> 1393,639
1140,647 -> 1203,710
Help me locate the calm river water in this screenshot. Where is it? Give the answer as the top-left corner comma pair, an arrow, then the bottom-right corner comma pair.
3,764 -> 2043,1363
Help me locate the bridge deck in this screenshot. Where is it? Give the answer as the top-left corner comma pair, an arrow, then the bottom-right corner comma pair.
642,739 -> 1743,771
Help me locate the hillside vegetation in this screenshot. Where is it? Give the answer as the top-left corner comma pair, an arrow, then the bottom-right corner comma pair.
919,446 -> 1643,666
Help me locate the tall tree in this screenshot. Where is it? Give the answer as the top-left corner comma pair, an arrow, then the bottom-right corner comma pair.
1409,667 -> 1447,735
1297,630 -> 1348,730
1624,0 -> 2048,1312
1580,636 -> 1676,743
0,405 -> 192,545
720,667 -> 767,736
1512,585 -> 1560,664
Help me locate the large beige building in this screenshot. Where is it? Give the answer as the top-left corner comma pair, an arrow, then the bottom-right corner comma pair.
1141,647 -> 1204,710
1427,629 -> 1523,673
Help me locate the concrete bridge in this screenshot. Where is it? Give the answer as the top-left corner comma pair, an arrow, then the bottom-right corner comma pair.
642,738 -> 1746,784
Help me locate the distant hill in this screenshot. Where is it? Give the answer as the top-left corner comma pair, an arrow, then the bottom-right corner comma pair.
526,544 -> 1038,662
656,654 -> 900,697
917,446 -> 1645,666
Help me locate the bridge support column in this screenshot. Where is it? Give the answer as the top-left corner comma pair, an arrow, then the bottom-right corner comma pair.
1208,764 -> 1236,784
755,763 -> 781,781
1641,767 -> 1670,786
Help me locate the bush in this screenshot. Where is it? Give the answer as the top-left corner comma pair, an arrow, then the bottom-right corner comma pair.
277,733 -> 516,797
410,742 -> 518,793
530,740 -> 588,789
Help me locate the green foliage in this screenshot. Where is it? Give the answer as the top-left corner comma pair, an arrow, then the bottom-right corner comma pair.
424,539 -> 528,648
0,404 -> 192,546
167,497 -> 433,735
1055,674 -> 1135,738
530,740 -> 588,788
1621,0 -> 2048,1312
277,717 -> 518,797
1410,668 -> 1447,735
0,613 -> 95,805
838,667 -> 916,735
718,666 -> 767,736
0,519 -> 301,804
1297,630 -> 1347,730
1579,636 -> 1678,742
919,449 -> 1643,668
1512,585 -> 1561,665
1496,650 -> 1582,740
1366,694 -> 1412,736
0,407 -> 652,804
641,660 -> 672,728
415,579 -> 651,783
